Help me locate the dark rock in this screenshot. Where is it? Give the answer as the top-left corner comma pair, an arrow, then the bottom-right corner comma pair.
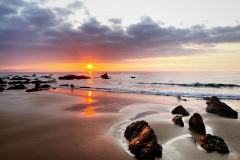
0,84 -> 6,87
0,87 -> 4,92
7,84 -> 26,90
23,75 -> 30,77
52,87 -> 56,89
41,75 -> 51,79
32,74 -> 36,77
100,73 -> 110,79
124,120 -> 162,159
0,78 -> 7,84
206,96 -> 238,119
189,113 -> 206,135
60,84 -> 69,86
171,105 -> 190,116
131,76 -> 136,78
26,88 -> 42,92
198,134 -> 229,153
40,84 -> 50,88
8,80 -> 30,84
172,115 -> 184,127
70,84 -> 74,88
58,75 -> 91,80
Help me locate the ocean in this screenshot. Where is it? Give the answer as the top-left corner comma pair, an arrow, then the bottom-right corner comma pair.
1,71 -> 240,100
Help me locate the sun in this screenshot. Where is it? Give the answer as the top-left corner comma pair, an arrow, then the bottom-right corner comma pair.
88,65 -> 92,69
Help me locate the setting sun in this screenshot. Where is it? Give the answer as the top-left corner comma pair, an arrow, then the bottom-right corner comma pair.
88,65 -> 92,69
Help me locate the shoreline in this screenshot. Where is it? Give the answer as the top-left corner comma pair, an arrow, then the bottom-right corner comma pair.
0,88 -> 240,159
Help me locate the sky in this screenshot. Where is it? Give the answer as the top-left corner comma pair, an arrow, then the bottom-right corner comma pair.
0,0 -> 240,72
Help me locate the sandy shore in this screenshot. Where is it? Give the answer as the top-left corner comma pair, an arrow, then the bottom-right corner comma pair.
0,88 -> 240,160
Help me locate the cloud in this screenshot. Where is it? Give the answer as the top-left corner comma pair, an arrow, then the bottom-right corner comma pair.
0,1 -> 240,66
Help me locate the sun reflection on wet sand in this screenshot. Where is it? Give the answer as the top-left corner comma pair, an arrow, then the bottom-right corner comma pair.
84,106 -> 97,115
88,91 -> 92,96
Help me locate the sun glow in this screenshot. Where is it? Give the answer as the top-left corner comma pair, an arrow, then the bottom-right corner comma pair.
88,65 -> 92,69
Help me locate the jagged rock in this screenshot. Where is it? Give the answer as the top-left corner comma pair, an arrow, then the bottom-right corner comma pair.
7,84 -> 26,90
189,113 -> 206,135
171,105 -> 190,116
206,96 -> 238,119
172,115 -> 184,127
58,75 -> 91,80
32,74 -> 36,77
198,134 -> 229,153
124,120 -> 162,159
131,76 -> 136,78
100,73 -> 110,79
10,77 -> 29,80
8,80 -> 30,84
60,84 -> 69,86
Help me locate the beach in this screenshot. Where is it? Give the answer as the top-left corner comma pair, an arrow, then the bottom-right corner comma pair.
0,88 -> 240,160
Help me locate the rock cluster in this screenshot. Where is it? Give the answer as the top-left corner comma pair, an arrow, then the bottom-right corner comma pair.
7,84 -> 26,90
124,120 -> 162,159
189,113 -> 206,135
206,96 -> 238,119
171,105 -> 190,116
198,134 -> 229,153
172,115 -> 184,127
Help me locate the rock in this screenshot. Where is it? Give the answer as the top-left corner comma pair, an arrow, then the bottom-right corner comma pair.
8,80 -> 30,84
41,75 -> 51,79
124,120 -> 162,159
100,73 -> 110,79
58,75 -> 91,80
171,105 -> 190,116
172,115 -> 184,127
60,84 -> 69,86
0,78 -> 7,84
189,113 -> 206,135
32,74 -> 36,77
0,87 -> 4,92
198,134 -> 229,153
10,77 -> 29,80
7,84 -> 26,90
131,76 -> 136,78
40,84 -> 50,88
70,84 -> 74,88
26,88 -> 42,92
206,96 -> 238,119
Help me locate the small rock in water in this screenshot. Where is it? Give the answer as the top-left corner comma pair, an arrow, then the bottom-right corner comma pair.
124,120 -> 162,159
198,134 -> 229,153
206,96 -> 238,119
189,113 -> 206,135
0,87 -> 4,92
100,73 -> 110,79
171,105 -> 190,116
172,115 -> 184,127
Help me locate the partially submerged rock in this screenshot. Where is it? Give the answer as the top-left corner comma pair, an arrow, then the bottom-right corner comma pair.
171,105 -> 190,116
206,96 -> 238,119
40,84 -> 50,88
0,78 -> 7,84
100,73 -> 110,79
26,88 -> 42,92
172,115 -> 184,127
7,84 -> 26,90
198,134 -> 229,153
189,113 -> 206,135
58,75 -> 91,80
124,120 -> 162,159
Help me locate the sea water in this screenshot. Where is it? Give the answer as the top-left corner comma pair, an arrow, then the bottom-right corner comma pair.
1,71 -> 240,100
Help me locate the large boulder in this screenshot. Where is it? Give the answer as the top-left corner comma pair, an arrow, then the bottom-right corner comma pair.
100,73 -> 110,79
171,105 -> 190,116
172,115 -> 184,127
7,84 -> 26,90
206,96 -> 238,119
189,113 -> 206,135
124,120 -> 162,159
198,134 -> 229,153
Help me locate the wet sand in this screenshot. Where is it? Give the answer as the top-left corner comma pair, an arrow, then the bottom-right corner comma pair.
0,88 -> 240,160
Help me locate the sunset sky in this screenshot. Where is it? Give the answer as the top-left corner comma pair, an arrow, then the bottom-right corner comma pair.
0,0 -> 240,72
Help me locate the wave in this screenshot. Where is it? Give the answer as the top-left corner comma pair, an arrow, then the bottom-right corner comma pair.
136,82 -> 240,88
63,85 -> 240,100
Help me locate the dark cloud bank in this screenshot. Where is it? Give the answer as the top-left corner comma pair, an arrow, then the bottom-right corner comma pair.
0,0 -> 240,66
